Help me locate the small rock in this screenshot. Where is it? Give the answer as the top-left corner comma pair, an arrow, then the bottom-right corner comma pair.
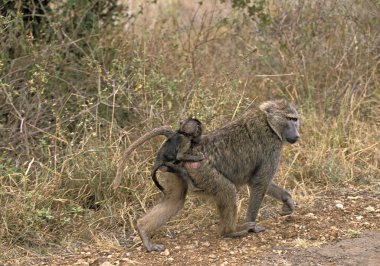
202,241 -> 211,247
335,203 -> 344,209
273,249 -> 283,254
73,260 -> 89,266
209,254 -> 217,259
347,196 -> 361,200
365,206 -> 375,212
133,235 -> 140,243
120,258 -> 140,264
184,244 -> 195,250
363,221 -> 371,227
100,262 -> 113,266
162,249 -> 170,256
355,215 -> 363,221
305,213 -> 317,219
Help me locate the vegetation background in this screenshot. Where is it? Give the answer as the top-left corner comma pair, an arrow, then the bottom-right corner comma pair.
0,0 -> 379,261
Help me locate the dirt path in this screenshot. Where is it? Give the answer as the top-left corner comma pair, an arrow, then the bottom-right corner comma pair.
251,232 -> 380,266
2,188 -> 379,265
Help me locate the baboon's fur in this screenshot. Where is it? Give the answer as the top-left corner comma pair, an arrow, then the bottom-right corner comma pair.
117,100 -> 300,252
151,117 -> 204,192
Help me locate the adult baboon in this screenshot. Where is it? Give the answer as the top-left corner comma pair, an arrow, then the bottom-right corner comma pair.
151,117 -> 204,192
121,100 -> 299,252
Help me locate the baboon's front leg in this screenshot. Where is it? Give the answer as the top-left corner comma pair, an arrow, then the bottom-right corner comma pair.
137,172 -> 187,252
246,176 -> 273,233
267,181 -> 294,215
186,163 -> 243,237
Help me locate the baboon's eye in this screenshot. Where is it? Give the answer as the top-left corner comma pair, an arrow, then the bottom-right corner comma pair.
286,117 -> 298,122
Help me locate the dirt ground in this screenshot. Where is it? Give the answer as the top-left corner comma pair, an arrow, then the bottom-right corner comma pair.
3,187 -> 379,266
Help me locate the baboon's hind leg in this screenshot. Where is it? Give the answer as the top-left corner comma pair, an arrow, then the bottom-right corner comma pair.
137,172 -> 187,252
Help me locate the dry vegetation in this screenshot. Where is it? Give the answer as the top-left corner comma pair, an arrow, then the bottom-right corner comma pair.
0,0 -> 379,261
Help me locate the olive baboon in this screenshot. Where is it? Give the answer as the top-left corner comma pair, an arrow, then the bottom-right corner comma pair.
119,100 -> 299,252
151,117 -> 204,192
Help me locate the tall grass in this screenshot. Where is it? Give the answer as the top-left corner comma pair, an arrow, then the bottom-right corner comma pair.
0,0 -> 379,258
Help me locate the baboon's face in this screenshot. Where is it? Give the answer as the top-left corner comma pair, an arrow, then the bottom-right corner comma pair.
191,133 -> 202,144
260,100 -> 300,144
282,115 -> 300,144
283,103 -> 300,144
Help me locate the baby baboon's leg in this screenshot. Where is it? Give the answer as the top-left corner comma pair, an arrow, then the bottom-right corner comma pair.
137,172 -> 187,252
267,181 -> 294,215
165,162 -> 202,191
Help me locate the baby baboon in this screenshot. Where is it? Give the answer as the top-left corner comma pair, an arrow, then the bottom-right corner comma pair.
120,100 -> 300,252
151,117 -> 204,192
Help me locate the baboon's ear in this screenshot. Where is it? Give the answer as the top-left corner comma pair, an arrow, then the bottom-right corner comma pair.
259,101 -> 277,115
260,101 -> 283,141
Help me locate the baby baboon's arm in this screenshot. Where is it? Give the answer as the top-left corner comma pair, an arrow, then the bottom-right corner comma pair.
176,136 -> 204,162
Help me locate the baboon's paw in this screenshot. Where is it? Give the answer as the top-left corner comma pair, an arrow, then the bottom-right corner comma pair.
248,225 -> 265,233
281,198 -> 295,216
147,243 -> 165,252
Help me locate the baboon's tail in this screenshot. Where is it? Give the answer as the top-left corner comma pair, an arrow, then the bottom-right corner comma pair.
112,126 -> 173,189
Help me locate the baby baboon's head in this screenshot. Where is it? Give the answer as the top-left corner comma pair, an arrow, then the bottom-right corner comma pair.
178,117 -> 203,144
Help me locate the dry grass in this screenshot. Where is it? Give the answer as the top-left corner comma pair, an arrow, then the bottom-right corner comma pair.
0,0 -> 379,260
